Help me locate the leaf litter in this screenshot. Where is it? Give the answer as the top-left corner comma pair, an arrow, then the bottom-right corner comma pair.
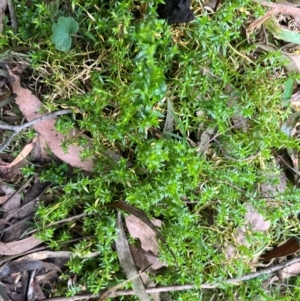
125,215 -> 162,255
7,69 -> 94,171
115,212 -> 151,301
3,1 -> 300,300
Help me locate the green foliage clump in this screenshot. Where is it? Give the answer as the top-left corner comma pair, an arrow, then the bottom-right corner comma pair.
5,0 -> 300,300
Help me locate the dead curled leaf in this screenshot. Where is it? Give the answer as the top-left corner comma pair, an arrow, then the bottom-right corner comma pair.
7,70 -> 93,171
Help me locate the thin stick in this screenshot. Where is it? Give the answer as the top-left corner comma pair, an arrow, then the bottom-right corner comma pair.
0,109 -> 72,152
41,257 -> 300,300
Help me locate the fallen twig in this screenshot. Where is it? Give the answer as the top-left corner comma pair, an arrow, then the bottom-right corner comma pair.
41,257 -> 300,300
0,109 -> 72,152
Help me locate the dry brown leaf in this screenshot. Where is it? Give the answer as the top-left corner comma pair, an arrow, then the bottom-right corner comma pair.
0,236 -> 42,256
247,10 -> 274,32
0,158 -> 27,182
0,196 -> 8,205
8,70 -> 93,171
0,219 -> 11,225
15,250 -> 72,262
115,212 -> 151,301
281,262 -> 300,279
140,273 -> 160,301
163,99 -> 174,134
261,237 -> 300,260
0,260 -> 60,279
30,135 -> 53,163
0,137 -> 38,169
284,53 -> 300,73
255,43 -> 300,73
225,204 -> 270,258
197,126 -> 215,155
27,270 -> 45,301
106,201 -> 172,258
244,204 -> 271,232
130,245 -> 167,272
107,201 -> 175,260
126,215 -> 162,255
2,216 -> 32,243
204,0 -> 218,10
249,1 -> 300,32
0,183 -> 21,217
227,96 -> 248,132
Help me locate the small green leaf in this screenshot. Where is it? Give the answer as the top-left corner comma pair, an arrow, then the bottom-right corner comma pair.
51,16 -> 79,51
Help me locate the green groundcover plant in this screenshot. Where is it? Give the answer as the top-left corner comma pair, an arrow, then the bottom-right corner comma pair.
5,0 -> 300,299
